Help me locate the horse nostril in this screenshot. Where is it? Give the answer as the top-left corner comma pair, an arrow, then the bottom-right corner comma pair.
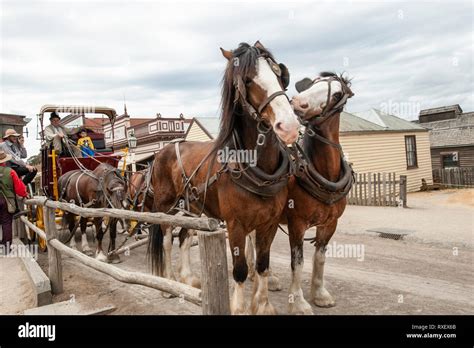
274,122 -> 284,132
300,102 -> 309,109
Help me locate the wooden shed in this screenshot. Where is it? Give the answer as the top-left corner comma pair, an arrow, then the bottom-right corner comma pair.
416,105 -> 474,170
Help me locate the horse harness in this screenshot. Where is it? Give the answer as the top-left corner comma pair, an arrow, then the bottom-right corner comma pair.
170,50 -> 293,215
170,68 -> 354,216
293,74 -> 355,205
59,167 -> 125,209
131,160 -> 155,212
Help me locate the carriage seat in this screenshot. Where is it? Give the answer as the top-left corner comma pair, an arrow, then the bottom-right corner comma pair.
91,138 -> 112,153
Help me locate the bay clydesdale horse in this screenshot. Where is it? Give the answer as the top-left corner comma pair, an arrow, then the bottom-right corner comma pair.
148,41 -> 300,314
286,72 -> 354,314
245,72 -> 354,315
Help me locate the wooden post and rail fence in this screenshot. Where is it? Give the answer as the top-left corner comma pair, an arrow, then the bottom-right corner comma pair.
20,197 -> 231,315
347,172 -> 407,208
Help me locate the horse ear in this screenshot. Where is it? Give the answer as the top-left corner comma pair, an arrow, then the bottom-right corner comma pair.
295,78 -> 314,93
254,40 -> 265,50
220,47 -> 233,60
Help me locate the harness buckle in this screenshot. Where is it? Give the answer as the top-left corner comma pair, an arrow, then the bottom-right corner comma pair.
190,186 -> 200,201
230,168 -> 242,179
256,133 -> 266,146
306,127 -> 316,137
257,120 -> 271,134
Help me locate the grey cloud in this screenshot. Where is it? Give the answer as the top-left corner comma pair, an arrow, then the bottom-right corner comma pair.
1,0 -> 472,157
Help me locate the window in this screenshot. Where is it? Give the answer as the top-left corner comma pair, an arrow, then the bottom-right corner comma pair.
405,135 -> 418,169
441,152 -> 459,168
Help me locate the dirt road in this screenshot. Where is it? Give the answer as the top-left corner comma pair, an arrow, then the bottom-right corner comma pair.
35,189 -> 473,315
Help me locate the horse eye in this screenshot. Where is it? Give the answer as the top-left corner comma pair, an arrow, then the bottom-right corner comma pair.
245,78 -> 253,85
333,92 -> 343,100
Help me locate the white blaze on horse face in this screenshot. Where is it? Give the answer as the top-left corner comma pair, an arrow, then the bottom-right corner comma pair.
254,57 -> 299,144
293,79 -> 343,118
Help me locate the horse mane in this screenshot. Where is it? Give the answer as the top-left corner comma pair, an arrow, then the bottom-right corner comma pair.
319,71 -> 352,87
213,42 -> 276,151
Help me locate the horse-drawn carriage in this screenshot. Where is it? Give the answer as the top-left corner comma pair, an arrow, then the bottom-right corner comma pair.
27,105 -> 123,251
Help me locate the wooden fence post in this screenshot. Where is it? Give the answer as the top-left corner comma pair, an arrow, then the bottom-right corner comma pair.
399,175 -> 407,208
44,206 -> 63,294
198,230 -> 230,315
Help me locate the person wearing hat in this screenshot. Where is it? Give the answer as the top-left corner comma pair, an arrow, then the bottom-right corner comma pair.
44,111 -> 68,154
43,111 -> 81,157
0,150 -> 28,253
0,129 -> 37,185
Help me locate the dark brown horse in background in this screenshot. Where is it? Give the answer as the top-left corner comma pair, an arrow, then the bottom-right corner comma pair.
285,72 -> 354,314
148,41 -> 300,314
58,162 -> 128,263
129,169 -> 153,213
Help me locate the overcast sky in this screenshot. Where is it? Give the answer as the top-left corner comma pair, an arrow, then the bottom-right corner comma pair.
1,0 -> 472,156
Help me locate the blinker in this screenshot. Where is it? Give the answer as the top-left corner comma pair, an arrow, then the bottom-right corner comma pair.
266,58 -> 282,76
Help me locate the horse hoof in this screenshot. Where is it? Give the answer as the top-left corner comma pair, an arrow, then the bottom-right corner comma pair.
180,276 -> 201,289
95,252 -> 108,263
251,301 -> 277,315
231,308 -> 248,315
83,249 -> 94,257
268,275 -> 282,292
312,290 -> 336,308
230,302 -> 248,315
188,276 -> 201,289
108,255 -> 121,264
288,300 -> 314,315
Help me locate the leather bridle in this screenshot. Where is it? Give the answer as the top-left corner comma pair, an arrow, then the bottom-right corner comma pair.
234,54 -> 290,125
292,74 -> 355,205
297,75 -> 354,127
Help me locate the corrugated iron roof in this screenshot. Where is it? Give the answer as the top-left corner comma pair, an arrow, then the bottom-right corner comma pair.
340,111 -> 385,132
351,109 -> 426,131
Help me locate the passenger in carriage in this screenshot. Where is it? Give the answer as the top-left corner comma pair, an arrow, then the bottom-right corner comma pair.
44,111 -> 81,157
0,129 -> 37,186
77,129 -> 95,158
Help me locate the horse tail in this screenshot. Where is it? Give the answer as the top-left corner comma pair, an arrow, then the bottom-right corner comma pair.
147,224 -> 164,276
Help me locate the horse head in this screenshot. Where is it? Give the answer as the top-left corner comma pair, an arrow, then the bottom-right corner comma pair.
218,41 -> 300,145
106,169 -> 129,209
292,72 -> 354,123
95,164 -> 129,209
